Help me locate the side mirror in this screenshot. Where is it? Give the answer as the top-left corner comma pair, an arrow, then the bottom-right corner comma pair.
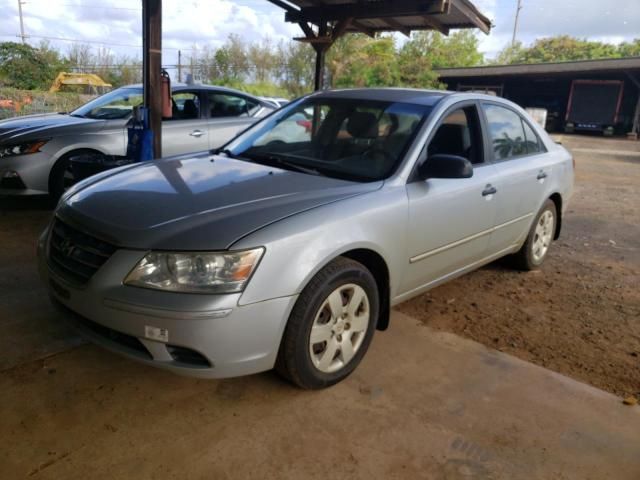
417,154 -> 473,180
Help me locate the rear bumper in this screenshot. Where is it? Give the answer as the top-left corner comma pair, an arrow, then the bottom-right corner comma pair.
37,229 -> 298,379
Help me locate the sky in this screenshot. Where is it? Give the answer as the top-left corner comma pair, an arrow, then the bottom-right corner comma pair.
1,0 -> 639,72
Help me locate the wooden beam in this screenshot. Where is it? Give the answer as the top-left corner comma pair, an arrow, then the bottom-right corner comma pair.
351,20 -> 376,38
382,17 -> 412,37
332,17 -> 354,40
265,0 -> 297,13
293,36 -> 333,44
142,0 -> 162,159
449,0 -> 491,34
297,21 -> 315,39
422,16 -> 449,35
285,0 -> 447,24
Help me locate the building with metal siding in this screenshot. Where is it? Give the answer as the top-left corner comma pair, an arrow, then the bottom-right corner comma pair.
437,57 -> 640,137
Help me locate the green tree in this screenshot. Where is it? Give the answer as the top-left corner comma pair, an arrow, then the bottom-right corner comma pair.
403,30 -> 483,70
617,39 -> 640,58
328,35 -> 399,88
398,30 -> 483,88
493,36 -> 631,65
277,40 -> 314,97
0,41 -> 66,90
494,41 -> 526,64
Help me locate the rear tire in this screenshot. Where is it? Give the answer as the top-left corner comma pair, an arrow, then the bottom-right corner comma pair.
513,199 -> 557,270
276,257 -> 379,389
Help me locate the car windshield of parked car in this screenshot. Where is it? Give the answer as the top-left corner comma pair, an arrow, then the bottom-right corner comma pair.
225,98 -> 431,182
71,87 -> 143,120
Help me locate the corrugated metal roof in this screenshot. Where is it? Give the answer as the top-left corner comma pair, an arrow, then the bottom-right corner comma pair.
273,0 -> 492,35
437,57 -> 640,78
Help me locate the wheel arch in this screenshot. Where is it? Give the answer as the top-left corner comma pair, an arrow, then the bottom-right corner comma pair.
48,147 -> 105,193
549,192 -> 563,240
340,248 -> 391,332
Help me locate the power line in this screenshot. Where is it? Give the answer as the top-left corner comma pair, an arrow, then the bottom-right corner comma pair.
22,0 -> 139,11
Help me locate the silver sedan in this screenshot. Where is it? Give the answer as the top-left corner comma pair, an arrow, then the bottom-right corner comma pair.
0,84 -> 275,199
38,88 -> 574,389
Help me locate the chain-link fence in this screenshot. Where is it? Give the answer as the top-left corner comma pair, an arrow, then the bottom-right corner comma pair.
0,88 -> 96,120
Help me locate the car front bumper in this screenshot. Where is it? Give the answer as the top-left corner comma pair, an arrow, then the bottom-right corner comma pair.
0,151 -> 52,195
37,229 -> 298,379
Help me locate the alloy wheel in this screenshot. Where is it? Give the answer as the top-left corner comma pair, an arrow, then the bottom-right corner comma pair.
308,283 -> 370,374
532,210 -> 554,262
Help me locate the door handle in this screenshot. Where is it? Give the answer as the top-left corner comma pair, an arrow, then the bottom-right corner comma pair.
190,130 -> 204,138
482,185 -> 497,197
537,171 -> 547,180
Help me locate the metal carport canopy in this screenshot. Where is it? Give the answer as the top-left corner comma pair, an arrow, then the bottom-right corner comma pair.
142,0 -> 491,157
270,0 -> 491,91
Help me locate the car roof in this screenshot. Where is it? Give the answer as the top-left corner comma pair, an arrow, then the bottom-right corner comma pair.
120,83 -> 268,102
308,88 -> 453,107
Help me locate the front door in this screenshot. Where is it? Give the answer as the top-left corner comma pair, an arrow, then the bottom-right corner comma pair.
400,103 -> 498,296
162,90 -> 209,157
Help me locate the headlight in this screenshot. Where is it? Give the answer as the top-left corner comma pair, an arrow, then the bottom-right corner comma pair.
0,140 -> 49,158
124,248 -> 264,294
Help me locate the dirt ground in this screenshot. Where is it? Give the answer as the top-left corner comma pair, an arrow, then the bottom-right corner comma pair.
398,135 -> 640,398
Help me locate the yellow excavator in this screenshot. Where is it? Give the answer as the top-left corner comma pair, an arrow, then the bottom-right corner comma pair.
49,72 -> 112,94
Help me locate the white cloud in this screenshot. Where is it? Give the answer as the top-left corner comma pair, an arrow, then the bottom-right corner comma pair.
0,0 -> 637,66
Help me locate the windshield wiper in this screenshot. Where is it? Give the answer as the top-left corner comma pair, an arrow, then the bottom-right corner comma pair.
211,147 -> 251,161
245,153 -> 324,176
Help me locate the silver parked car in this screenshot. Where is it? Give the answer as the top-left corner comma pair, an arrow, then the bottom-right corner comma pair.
38,89 -> 574,389
0,84 -> 275,199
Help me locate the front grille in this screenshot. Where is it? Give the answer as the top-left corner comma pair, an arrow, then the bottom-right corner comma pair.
48,219 -> 117,286
75,314 -> 152,360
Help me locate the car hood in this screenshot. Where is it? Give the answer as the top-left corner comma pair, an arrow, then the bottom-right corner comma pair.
0,113 -> 104,143
57,153 -> 382,250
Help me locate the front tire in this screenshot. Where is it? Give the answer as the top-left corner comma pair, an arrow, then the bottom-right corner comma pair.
276,257 -> 379,389
48,150 -> 97,203
513,199 -> 557,270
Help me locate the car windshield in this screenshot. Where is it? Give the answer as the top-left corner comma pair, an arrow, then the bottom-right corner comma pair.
224,97 -> 431,182
71,87 -> 143,120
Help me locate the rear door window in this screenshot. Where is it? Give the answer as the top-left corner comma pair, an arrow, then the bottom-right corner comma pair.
208,92 -> 260,118
483,104 -> 527,160
521,119 -> 544,155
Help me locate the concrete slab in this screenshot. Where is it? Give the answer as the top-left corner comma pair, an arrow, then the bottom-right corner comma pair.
0,196 -> 84,371
2,311 -> 638,479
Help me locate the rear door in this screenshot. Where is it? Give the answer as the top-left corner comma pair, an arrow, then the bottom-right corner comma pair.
162,90 -> 209,156
400,102 -> 498,295
480,102 -> 553,252
205,91 -> 263,149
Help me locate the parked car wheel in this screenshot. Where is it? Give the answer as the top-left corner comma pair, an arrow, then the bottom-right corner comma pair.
276,257 -> 379,389
513,199 -> 557,270
49,150 -> 95,202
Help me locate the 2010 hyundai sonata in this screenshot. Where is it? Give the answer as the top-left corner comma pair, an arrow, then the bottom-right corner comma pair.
38,88 -> 574,389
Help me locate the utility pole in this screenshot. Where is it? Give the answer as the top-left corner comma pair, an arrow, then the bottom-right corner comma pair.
511,0 -> 523,46
178,50 -> 182,82
17,0 -> 27,44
